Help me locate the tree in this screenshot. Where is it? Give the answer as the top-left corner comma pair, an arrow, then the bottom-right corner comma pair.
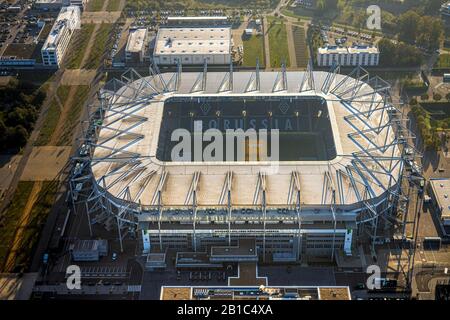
429,19 -> 444,50
378,38 -> 396,66
446,92 -> 450,101
398,11 -> 420,44
378,38 -> 423,67
11,125 -> 28,147
414,16 -> 443,50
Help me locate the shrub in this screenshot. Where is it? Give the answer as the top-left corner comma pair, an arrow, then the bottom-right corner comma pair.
434,93 -> 442,101
409,97 -> 418,105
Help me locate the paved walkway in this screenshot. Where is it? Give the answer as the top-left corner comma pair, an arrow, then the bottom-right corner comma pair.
286,21 -> 297,68
263,17 -> 271,70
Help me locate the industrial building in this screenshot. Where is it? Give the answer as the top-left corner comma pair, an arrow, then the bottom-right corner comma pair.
41,6 -> 80,68
152,27 -> 232,65
317,45 -> 379,67
125,27 -> 148,63
70,60 -> 416,265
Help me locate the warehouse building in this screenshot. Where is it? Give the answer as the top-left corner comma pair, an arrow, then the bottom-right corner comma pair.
317,45 -> 379,67
152,27 -> 232,65
41,6 -> 80,68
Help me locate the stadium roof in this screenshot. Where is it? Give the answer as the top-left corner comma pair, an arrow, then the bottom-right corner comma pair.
91,70 -> 401,213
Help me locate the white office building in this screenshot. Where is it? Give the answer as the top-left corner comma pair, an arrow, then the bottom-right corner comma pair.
153,27 -> 232,65
41,6 -> 81,68
317,45 -> 379,67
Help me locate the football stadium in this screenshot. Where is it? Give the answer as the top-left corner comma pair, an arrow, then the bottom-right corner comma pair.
75,64 -> 409,262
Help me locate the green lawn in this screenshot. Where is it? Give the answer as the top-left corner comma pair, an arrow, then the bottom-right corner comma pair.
35,100 -> 61,146
15,181 -> 58,272
57,86 -> 90,146
87,0 -> 106,11
36,85 -> 88,146
107,0 -> 121,11
435,54 -> 450,68
0,181 -> 59,272
83,24 -> 113,70
0,182 -> 34,271
56,85 -> 71,103
65,24 -> 96,69
292,26 -> 309,69
242,35 -> 265,67
268,19 -> 290,68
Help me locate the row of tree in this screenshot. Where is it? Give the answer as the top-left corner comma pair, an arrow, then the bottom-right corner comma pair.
411,104 -> 441,150
377,38 -> 423,67
397,10 -> 444,51
0,80 -> 46,153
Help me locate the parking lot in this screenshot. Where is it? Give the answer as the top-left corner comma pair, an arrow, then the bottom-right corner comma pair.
312,23 -> 376,47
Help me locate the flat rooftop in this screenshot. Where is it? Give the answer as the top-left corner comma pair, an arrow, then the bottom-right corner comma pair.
429,179 -> 450,220
160,286 -> 351,300
126,28 -> 147,53
319,287 -> 351,300
154,27 -> 231,55
211,239 -> 257,257
161,287 -> 191,300
167,16 -> 228,21
42,6 -> 80,50
318,45 -> 379,54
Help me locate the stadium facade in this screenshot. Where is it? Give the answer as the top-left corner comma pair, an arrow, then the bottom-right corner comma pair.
72,62 -> 413,263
